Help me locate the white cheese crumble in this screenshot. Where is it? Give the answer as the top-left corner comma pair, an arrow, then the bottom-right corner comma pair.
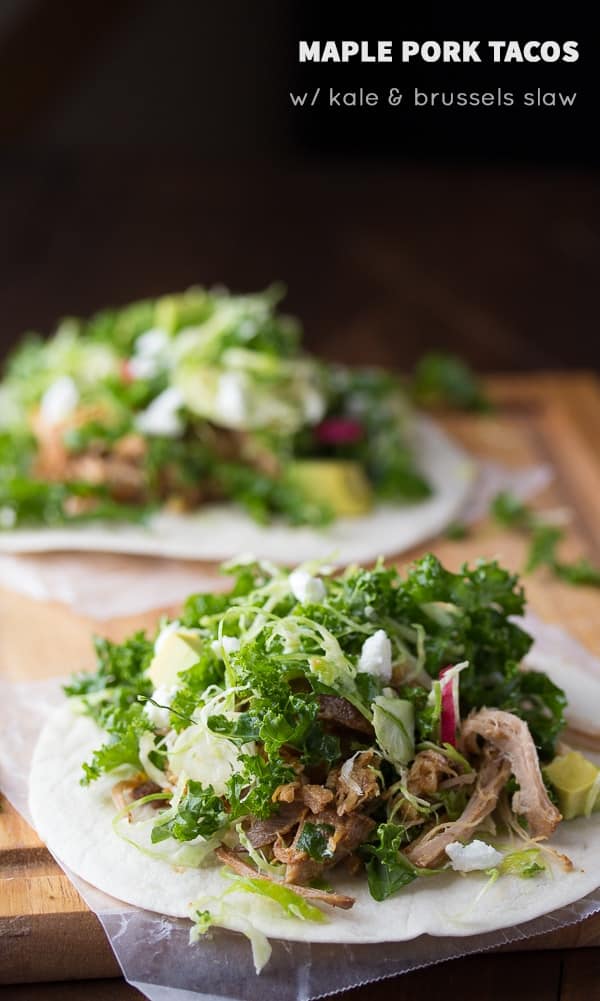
154,619 -> 181,653
211,635 -> 241,659
445,840 -> 504,872
135,386 -> 184,437
289,569 -> 326,604
134,328 -> 170,357
143,685 -> 177,730
358,629 -> 392,681
127,354 -> 161,380
301,385 -> 326,425
213,371 -> 249,427
129,328 -> 170,380
39,376 -> 79,426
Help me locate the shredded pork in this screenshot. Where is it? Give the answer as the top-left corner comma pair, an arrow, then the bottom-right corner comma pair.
215,846 -> 355,909
317,695 -> 374,736
333,749 -> 381,815
461,708 -> 562,838
404,746 -> 511,868
407,749 -> 457,797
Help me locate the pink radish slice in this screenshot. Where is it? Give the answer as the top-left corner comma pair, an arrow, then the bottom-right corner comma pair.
439,665 -> 458,746
315,418 -> 364,445
120,360 -> 134,384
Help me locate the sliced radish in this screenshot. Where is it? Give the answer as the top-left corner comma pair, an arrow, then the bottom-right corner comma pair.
120,359 -> 134,384
439,664 -> 462,746
315,417 -> 364,445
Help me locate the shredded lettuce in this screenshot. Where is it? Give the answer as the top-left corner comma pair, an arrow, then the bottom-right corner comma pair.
190,901 -> 272,974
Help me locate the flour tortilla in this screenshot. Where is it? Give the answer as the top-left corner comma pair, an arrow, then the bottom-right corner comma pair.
525,650 -> 600,742
2,418 -> 475,563
29,703 -> 600,945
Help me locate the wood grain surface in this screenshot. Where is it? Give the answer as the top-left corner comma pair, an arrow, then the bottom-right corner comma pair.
1,373 -> 600,988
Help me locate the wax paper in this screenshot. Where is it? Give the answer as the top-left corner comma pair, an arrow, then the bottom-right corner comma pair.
1,613 -> 599,1001
0,459 -> 553,619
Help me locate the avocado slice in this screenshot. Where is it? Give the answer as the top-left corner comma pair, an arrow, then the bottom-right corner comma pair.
544,751 -> 600,820
148,629 -> 204,687
288,460 -> 374,517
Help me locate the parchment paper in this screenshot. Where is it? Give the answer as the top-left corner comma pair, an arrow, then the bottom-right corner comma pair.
0,459 -> 553,619
1,614 -> 599,1001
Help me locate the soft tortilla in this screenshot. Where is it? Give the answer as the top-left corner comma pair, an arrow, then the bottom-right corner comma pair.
525,649 -> 600,741
29,703 -> 600,945
2,418 -> 475,563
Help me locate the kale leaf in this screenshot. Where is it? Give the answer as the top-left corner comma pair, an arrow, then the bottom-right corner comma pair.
226,754 -> 296,820
151,781 -> 227,843
361,823 -> 421,901
412,352 -> 491,412
295,823 -> 335,861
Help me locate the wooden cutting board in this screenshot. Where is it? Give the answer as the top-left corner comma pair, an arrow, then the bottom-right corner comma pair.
2,372 -> 600,985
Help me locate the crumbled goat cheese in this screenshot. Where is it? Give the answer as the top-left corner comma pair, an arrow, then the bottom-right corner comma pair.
214,371 -> 248,426
127,354 -> 162,380
289,569 -> 326,604
211,635 -> 241,659
134,328 -> 170,357
358,629 -> 392,681
39,376 -> 79,426
135,387 -> 184,437
445,840 -> 504,872
301,386 -> 326,425
129,328 -> 170,379
143,685 -> 177,729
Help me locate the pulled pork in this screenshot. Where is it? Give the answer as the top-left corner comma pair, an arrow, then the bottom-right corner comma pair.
244,801 -> 306,849
274,808 -> 375,884
111,777 -> 164,820
317,695 -> 374,736
331,749 -> 381,815
461,708 -> 562,838
215,847 -> 355,909
407,749 -> 457,797
404,746 -> 511,868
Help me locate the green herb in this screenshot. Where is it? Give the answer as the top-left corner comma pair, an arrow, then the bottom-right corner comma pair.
497,848 -> 545,879
151,782 -> 227,843
554,559 -> 600,587
491,490 -> 535,530
362,822 -> 440,901
225,755 -> 296,821
445,521 -> 469,540
169,651 -> 225,731
65,632 -> 154,783
492,491 -> 600,590
412,353 -> 491,412
81,719 -> 149,784
526,524 -> 564,573
295,823 -> 335,861
65,633 -> 154,696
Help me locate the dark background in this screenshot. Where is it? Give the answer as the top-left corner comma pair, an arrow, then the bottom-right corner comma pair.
0,0 -> 598,370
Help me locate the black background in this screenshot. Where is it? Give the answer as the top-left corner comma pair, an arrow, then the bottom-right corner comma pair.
0,1 -> 598,370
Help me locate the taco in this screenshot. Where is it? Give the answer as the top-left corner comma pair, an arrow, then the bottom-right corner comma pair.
29,555 -> 600,971
0,286 -> 473,561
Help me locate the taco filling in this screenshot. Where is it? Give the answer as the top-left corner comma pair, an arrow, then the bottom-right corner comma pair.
32,554 -> 600,972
